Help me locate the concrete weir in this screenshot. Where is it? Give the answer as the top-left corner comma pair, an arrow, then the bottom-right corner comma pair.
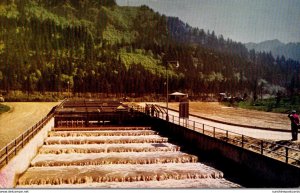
16,126 -> 239,188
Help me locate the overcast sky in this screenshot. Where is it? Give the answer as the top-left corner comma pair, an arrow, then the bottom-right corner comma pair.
116,0 -> 300,44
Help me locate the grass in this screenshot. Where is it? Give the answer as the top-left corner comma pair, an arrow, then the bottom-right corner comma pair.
3,91 -> 64,102
234,96 -> 300,113
119,49 -> 160,68
118,48 -> 178,77
0,102 -> 58,149
0,104 -> 10,114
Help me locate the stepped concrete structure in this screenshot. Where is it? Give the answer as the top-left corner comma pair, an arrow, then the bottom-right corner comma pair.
16,126 -> 239,188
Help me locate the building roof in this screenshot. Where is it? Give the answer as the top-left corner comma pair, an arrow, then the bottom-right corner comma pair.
169,92 -> 187,96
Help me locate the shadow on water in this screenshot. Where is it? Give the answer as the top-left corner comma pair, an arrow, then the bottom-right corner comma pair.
157,133 -> 281,188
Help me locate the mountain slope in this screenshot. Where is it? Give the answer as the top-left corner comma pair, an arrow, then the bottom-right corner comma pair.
245,40 -> 300,61
0,0 -> 299,99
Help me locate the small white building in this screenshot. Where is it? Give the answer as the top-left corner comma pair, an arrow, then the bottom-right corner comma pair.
169,92 -> 188,102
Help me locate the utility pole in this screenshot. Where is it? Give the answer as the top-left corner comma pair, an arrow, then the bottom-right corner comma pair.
166,60 -> 179,121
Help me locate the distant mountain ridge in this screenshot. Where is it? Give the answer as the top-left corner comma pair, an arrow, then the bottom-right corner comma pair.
245,39 -> 300,61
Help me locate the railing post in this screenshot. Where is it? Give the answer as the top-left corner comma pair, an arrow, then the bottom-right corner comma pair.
226,130 -> 229,140
14,140 -> 17,155
202,124 -> 205,134
213,127 -> 215,137
285,147 -> 289,163
261,140 -> 263,155
22,134 -> 24,148
5,146 -> 8,164
31,127 -> 34,139
172,115 -> 174,123
242,135 -> 244,148
193,121 -> 195,131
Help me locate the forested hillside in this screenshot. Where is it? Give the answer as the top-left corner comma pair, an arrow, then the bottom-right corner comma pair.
245,40 -> 300,62
0,0 -> 299,100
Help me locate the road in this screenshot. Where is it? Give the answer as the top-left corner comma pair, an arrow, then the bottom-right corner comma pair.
138,102 -> 295,141
167,109 -> 293,141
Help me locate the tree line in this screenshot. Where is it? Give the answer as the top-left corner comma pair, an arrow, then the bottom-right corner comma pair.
0,0 -> 299,100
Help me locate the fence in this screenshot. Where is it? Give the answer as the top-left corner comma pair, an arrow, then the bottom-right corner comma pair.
0,113 -> 54,169
133,104 -> 300,167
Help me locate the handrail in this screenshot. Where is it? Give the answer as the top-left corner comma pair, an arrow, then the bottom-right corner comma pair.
134,104 -> 300,167
0,113 -> 54,169
0,99 -> 68,169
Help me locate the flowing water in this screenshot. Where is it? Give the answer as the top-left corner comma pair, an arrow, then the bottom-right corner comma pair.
16,126 -> 241,188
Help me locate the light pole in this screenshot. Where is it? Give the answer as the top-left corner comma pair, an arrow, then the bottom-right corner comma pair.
67,81 -> 70,98
166,60 -> 179,121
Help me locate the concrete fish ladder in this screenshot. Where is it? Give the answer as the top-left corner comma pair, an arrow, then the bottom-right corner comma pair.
16,126 -> 241,188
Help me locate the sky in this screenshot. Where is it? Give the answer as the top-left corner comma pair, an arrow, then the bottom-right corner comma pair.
116,0 -> 300,44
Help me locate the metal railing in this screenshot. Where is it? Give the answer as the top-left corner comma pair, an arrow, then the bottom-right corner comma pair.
0,99 -> 69,169
134,104 -> 300,167
0,113 -> 54,169
0,99 -> 67,168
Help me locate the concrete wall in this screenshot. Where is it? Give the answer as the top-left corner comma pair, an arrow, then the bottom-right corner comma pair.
0,118 -> 54,188
149,117 -> 300,188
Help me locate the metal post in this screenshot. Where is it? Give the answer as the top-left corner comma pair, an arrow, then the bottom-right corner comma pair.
226,130 -> 229,140
5,146 -> 8,164
165,60 -> 179,121
166,62 -> 169,121
213,127 -> 215,137
285,147 -> 289,163
193,121 -> 195,131
242,135 -> 244,148
14,140 -> 17,155
22,134 -> 24,148
202,124 -> 205,134
68,81 -> 70,98
261,140 -> 264,155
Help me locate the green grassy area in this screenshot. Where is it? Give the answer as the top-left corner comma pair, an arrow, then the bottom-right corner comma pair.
3,91 -> 63,102
0,104 -> 10,114
233,96 -> 300,113
119,49 -> 164,72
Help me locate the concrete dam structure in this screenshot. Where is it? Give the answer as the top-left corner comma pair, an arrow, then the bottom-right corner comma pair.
0,99 -> 299,188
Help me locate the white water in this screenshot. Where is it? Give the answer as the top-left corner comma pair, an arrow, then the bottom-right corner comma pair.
39,143 -> 180,154
45,135 -> 168,145
18,178 -> 240,188
16,126 -> 241,188
48,130 -> 157,137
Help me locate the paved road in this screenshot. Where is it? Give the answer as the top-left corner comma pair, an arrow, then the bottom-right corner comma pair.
166,109 -> 294,141
139,103 -> 296,141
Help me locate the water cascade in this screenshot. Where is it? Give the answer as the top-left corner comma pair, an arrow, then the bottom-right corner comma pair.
17,126 -> 241,188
